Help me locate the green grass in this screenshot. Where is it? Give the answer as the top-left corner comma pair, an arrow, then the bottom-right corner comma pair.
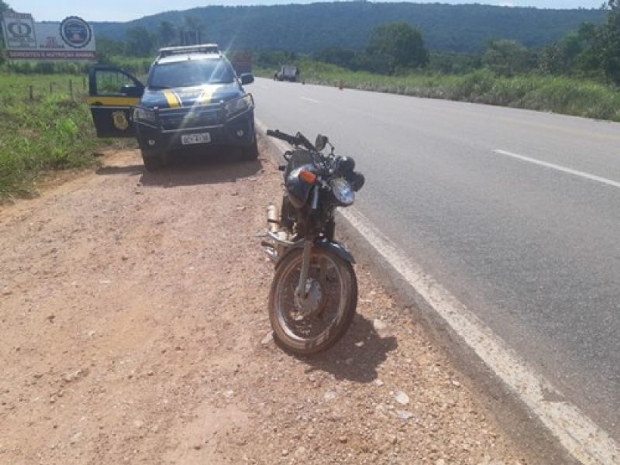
0,72 -> 133,201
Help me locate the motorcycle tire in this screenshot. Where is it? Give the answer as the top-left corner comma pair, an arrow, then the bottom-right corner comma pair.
268,246 -> 357,355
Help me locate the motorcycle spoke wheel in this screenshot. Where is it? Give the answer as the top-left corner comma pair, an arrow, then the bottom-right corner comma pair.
268,247 -> 357,355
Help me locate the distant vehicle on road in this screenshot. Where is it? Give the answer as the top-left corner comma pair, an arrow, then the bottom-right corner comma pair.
274,65 -> 299,82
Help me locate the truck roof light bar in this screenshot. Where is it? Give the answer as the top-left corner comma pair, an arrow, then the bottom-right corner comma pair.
157,43 -> 220,58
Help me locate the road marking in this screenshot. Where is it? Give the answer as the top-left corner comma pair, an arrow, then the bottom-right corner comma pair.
301,97 -> 320,104
495,149 -> 620,189
259,117 -> 620,465
257,119 -> 619,462
340,207 -> 620,465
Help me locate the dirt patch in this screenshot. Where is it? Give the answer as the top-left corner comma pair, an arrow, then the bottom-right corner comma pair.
0,138 -> 527,464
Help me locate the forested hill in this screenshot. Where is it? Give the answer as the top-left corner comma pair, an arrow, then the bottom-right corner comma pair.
92,2 -> 606,54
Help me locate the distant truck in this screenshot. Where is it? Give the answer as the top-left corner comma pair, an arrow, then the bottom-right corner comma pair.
275,65 -> 299,82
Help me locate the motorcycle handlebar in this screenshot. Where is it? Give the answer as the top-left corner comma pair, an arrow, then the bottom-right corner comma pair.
266,129 -> 316,152
295,133 -> 316,151
266,129 -> 296,145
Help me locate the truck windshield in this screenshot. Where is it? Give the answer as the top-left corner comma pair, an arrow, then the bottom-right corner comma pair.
148,58 -> 235,88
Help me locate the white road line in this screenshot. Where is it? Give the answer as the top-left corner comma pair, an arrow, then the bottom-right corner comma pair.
259,119 -> 620,465
301,97 -> 320,104
340,207 -> 620,465
258,120 -> 619,461
495,149 -> 620,189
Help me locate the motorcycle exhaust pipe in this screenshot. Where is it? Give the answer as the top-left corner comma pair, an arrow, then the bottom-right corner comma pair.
267,204 -> 279,233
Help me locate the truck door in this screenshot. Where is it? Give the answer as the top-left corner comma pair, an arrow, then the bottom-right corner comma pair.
86,65 -> 144,138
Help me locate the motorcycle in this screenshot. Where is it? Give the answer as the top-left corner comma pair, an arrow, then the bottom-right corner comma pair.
261,129 -> 365,355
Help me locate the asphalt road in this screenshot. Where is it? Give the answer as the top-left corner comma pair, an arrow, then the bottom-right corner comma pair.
249,77 -> 620,449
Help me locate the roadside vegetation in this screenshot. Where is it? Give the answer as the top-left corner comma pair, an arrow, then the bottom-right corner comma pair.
0,71 -> 136,201
0,0 -> 618,201
259,60 -> 620,122
0,73 -> 98,199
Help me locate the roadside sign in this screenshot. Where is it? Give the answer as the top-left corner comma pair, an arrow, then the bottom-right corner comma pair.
1,11 -> 97,61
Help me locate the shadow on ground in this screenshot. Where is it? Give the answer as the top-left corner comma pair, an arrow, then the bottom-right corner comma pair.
298,313 -> 398,384
96,148 -> 264,188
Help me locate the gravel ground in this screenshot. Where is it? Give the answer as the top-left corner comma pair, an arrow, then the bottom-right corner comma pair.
0,138 -> 529,464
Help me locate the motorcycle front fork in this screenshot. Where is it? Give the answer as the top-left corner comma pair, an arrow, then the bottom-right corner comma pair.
296,239 -> 313,300
295,239 -> 331,301
295,188 -> 333,301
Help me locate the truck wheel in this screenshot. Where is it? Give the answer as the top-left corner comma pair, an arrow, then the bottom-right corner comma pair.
141,150 -> 164,171
240,138 -> 259,161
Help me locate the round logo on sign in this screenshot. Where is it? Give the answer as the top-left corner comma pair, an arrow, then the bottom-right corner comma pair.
59,16 -> 92,49
7,22 -> 33,38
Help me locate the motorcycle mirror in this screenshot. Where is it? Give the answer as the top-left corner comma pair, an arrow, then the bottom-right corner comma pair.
315,134 -> 329,152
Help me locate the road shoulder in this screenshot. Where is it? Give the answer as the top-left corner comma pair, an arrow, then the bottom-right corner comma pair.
0,141 -> 527,464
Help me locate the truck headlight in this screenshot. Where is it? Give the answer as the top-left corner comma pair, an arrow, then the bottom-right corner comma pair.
133,107 -> 157,124
224,94 -> 254,120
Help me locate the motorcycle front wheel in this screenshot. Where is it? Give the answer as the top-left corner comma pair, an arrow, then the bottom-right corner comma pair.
268,246 -> 357,355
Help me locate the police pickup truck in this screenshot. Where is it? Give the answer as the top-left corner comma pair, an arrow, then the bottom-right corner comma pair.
87,44 -> 257,171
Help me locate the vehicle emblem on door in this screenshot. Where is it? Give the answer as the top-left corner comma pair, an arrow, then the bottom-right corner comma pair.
112,111 -> 129,130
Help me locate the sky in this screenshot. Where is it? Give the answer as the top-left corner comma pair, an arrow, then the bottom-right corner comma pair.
8,0 -> 608,22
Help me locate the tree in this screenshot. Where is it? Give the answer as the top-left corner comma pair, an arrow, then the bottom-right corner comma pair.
568,1 -> 620,85
429,50 -> 481,75
125,26 -> 154,57
483,39 -> 511,76
538,32 -> 586,76
482,39 -> 533,77
255,50 -> 295,69
366,21 -> 429,75
96,36 -> 126,63
599,0 -> 620,85
314,47 -> 357,69
0,1 -> 10,64
181,15 -> 205,45
157,20 -> 178,47
572,22 -> 603,77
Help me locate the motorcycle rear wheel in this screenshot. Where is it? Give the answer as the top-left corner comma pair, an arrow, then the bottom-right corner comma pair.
268,246 -> 357,355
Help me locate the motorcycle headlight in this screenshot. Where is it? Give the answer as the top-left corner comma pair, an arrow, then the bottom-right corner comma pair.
331,178 -> 355,206
133,107 -> 157,125
224,94 -> 254,120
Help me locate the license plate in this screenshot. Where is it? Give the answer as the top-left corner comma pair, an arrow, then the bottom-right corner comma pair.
181,132 -> 211,145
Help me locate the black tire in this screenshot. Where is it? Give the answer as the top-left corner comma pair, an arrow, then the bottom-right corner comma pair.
141,150 -> 164,172
240,137 -> 259,161
268,246 -> 357,355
